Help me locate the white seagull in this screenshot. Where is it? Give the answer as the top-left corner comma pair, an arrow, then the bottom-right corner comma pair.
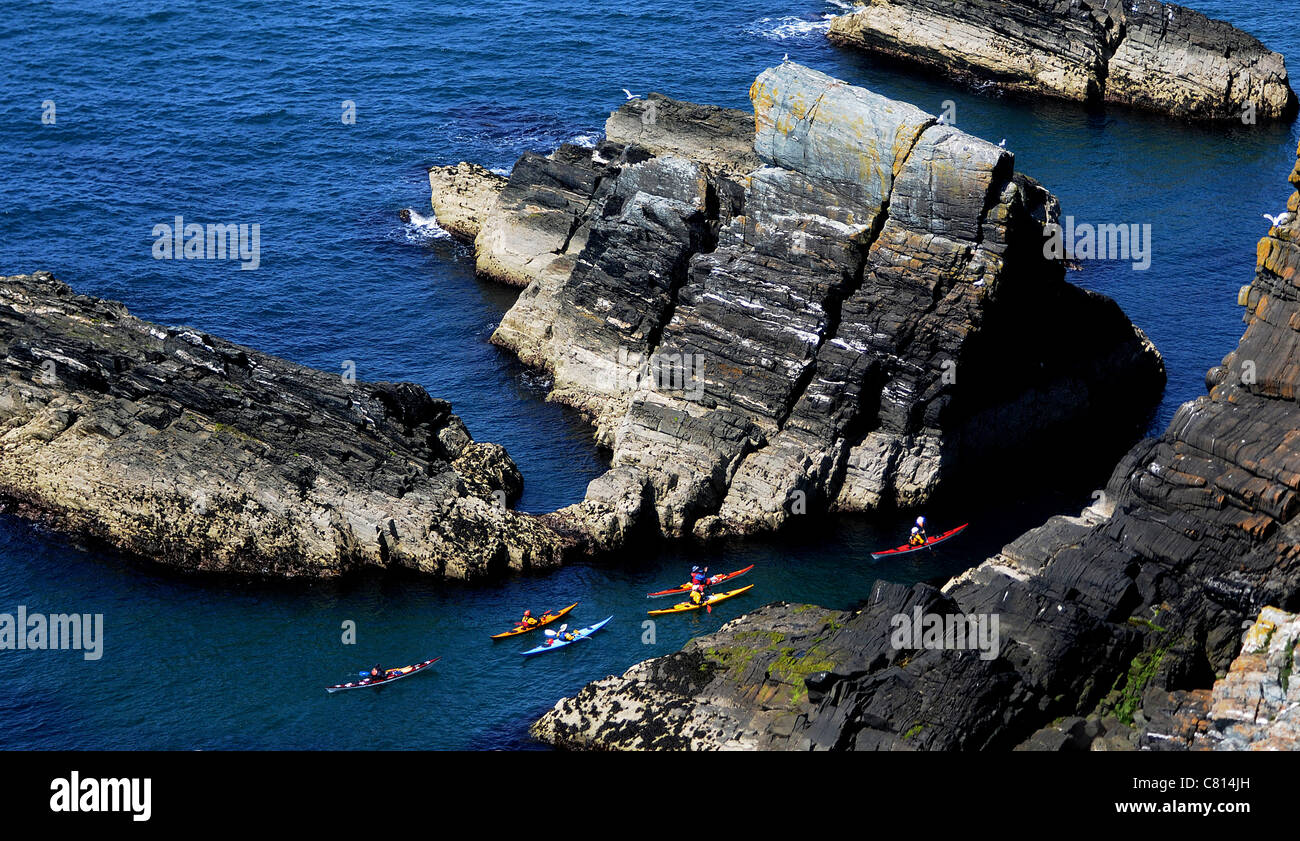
936,114 -> 947,125
1264,212 -> 1291,227
998,138 -> 1007,148
622,88 -> 640,100
782,52 -> 789,62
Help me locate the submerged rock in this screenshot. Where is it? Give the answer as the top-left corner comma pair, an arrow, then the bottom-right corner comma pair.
826,0 -> 1297,121
432,63 -> 1164,546
0,273 -> 568,579
531,137 -> 1300,750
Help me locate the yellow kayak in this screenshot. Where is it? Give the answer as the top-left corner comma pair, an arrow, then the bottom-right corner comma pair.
647,585 -> 753,616
490,602 -> 578,638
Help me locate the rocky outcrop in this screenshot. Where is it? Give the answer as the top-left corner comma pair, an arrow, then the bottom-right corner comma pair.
426,162 -> 507,240
0,272 -> 568,579
531,138 -> 1300,751
826,0 -> 1297,122
603,94 -> 760,177
433,63 -> 1165,547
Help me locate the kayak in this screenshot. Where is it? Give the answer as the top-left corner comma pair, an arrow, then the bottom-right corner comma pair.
325,657 -> 440,694
869,523 -> 968,560
490,602 -> 579,639
647,564 -> 755,598
647,585 -> 753,616
520,617 -> 612,656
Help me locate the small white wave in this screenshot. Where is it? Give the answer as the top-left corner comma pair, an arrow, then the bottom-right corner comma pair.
569,133 -> 600,148
401,208 -> 452,244
744,14 -> 835,42
489,167 -> 512,177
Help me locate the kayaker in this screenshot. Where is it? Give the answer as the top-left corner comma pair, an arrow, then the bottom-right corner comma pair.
908,526 -> 925,547
520,609 -> 538,627
690,566 -> 709,586
368,664 -> 385,682
545,624 -> 568,646
690,584 -> 706,606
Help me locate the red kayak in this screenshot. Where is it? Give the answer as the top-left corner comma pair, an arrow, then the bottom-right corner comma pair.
647,564 -> 754,598
870,524 -> 968,560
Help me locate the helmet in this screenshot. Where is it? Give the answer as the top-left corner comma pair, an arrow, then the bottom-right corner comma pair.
916,516 -> 926,527
692,566 -> 701,573
523,609 -> 532,616
911,526 -> 920,534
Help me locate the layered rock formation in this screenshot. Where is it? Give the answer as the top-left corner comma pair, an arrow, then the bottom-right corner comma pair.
530,138 -> 1300,750
827,0 -> 1297,122
433,63 -> 1164,548
0,272 -> 567,579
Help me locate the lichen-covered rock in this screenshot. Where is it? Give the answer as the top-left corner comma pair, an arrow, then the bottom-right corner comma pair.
0,273 -> 570,579
531,602 -> 852,750
435,64 -> 1164,545
1187,607 -> 1300,751
827,0 -> 1297,121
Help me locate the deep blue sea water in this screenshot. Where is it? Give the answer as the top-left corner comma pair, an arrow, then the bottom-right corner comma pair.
0,0 -> 1297,749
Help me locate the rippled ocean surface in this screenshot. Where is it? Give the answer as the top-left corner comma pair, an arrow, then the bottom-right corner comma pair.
1,0 -> 1296,749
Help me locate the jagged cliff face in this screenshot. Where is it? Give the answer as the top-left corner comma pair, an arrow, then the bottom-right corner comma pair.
437,64 -> 1164,547
0,273 -> 568,579
531,140 -> 1300,751
827,0 -> 1297,121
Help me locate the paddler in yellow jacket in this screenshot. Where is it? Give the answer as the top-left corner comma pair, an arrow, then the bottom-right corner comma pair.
908,516 -> 928,546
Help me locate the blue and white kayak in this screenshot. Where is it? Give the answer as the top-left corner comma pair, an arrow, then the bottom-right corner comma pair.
520,617 -> 612,656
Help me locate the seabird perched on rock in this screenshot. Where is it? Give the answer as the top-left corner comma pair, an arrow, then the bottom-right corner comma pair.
936,114 -> 947,125
998,138 -> 1006,148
